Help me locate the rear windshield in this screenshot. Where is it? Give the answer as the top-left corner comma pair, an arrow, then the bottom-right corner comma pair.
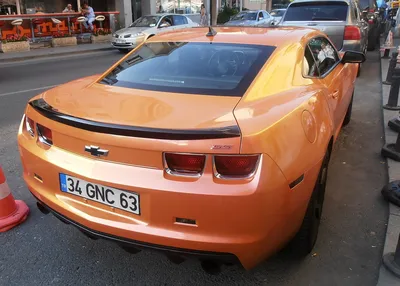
270,10 -> 286,17
284,1 -> 348,21
100,42 -> 275,96
231,12 -> 258,21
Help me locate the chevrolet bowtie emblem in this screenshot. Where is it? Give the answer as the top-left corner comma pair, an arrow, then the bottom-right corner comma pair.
84,145 -> 109,157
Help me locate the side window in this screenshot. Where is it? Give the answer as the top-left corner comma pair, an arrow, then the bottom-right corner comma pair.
173,15 -> 188,26
308,37 -> 339,76
160,16 -> 173,27
258,12 -> 264,19
263,11 -> 270,19
304,45 -> 320,77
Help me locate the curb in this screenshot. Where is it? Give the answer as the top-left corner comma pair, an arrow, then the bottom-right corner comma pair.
0,47 -> 115,64
377,43 -> 400,285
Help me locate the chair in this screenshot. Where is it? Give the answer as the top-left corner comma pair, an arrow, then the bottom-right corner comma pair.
95,15 -> 105,30
51,18 -> 62,33
32,18 -> 44,36
11,19 -> 23,36
76,16 -> 86,34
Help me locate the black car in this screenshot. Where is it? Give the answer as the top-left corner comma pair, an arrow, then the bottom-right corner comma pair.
358,0 -> 383,51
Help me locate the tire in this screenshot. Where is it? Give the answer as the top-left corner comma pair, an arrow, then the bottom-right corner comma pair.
342,93 -> 354,127
118,49 -> 129,53
288,150 -> 330,257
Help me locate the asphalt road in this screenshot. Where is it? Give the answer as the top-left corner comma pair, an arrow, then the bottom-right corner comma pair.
0,50 -> 388,286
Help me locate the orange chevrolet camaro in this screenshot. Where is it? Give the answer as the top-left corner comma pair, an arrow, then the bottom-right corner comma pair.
18,26 -> 365,273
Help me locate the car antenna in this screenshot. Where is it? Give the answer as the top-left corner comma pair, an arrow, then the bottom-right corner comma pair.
206,26 -> 217,37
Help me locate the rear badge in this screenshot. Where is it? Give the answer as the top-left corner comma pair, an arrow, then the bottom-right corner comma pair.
211,145 -> 233,150
85,145 -> 109,157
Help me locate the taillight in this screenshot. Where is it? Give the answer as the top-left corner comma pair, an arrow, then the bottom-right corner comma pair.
344,26 -> 361,40
214,155 -> 260,178
369,8 -> 375,12
37,124 -> 53,146
368,19 -> 374,24
164,153 -> 206,176
25,116 -> 35,137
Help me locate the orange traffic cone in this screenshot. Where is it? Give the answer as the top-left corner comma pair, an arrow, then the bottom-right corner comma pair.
0,166 -> 29,232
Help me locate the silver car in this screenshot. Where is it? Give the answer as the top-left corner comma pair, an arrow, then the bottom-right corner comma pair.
224,10 -> 274,26
279,0 -> 368,75
112,14 -> 199,52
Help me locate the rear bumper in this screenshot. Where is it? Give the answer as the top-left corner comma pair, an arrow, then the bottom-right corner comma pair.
342,40 -> 363,53
33,192 -> 239,265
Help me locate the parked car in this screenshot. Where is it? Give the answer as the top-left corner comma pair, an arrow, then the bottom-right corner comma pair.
280,0 -> 368,75
19,26 -> 364,274
111,14 -> 198,53
270,8 -> 287,25
224,10 -> 274,26
357,0 -> 383,50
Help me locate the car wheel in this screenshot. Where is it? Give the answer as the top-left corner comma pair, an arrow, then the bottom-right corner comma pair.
288,150 -> 330,256
342,92 -> 354,127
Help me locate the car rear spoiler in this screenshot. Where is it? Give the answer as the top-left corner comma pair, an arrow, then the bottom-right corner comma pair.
29,99 -> 241,140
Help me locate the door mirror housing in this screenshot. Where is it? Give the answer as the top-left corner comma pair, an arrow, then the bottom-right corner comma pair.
341,51 -> 366,64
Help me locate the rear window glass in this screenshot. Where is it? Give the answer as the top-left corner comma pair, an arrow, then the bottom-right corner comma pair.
231,12 -> 258,21
270,10 -> 286,17
100,42 -> 275,96
284,1 -> 348,21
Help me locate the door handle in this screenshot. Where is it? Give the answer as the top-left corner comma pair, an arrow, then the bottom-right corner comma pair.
332,90 -> 339,99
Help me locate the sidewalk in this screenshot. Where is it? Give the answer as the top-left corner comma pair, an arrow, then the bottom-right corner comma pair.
0,43 -> 114,63
377,39 -> 400,285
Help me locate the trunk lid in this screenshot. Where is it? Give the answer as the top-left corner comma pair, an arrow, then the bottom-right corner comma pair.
282,0 -> 349,50
29,78 -> 242,169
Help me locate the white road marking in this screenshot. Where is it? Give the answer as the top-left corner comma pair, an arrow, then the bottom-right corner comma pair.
0,85 -> 58,97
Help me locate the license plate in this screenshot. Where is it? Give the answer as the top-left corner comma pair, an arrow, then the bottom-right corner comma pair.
59,174 -> 140,215
116,39 -> 126,44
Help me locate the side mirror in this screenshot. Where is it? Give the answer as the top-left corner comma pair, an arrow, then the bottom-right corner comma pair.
341,51 -> 366,64
159,23 -> 168,28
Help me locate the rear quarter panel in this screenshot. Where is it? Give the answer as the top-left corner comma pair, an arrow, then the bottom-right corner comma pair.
234,41 -> 334,186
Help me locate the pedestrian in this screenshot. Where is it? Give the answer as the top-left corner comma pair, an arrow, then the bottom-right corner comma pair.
63,4 -> 74,13
81,1 -> 95,32
200,4 -> 207,26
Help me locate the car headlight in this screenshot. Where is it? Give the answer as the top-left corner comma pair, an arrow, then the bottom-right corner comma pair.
112,33 -> 117,37
126,33 -> 144,38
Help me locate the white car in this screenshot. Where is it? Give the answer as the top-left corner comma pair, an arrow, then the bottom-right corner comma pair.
112,14 -> 199,52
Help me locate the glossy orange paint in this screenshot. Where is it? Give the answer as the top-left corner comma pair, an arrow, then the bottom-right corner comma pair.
18,26 -> 359,269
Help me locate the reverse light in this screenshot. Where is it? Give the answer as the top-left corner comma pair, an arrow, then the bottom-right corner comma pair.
37,124 -> 53,146
344,26 -> 361,41
164,153 -> 206,176
25,116 -> 35,137
214,155 -> 260,178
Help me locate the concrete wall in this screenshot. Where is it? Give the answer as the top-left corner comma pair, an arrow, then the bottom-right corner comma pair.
115,0 -> 132,28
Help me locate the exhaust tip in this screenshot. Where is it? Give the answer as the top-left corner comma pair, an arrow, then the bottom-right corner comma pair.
79,229 -> 98,240
120,245 -> 141,254
36,202 -> 50,215
166,254 -> 185,265
201,260 -> 222,275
